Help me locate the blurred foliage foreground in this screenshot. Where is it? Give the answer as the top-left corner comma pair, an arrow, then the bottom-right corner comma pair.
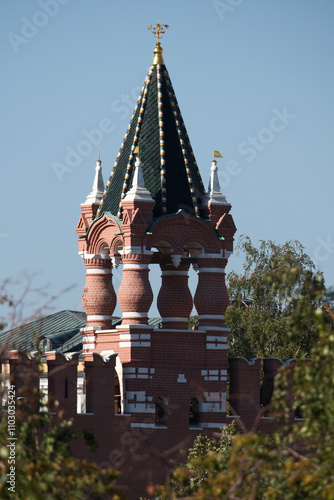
155,249 -> 334,499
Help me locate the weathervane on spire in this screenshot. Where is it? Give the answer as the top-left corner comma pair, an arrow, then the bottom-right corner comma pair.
147,22 -> 169,40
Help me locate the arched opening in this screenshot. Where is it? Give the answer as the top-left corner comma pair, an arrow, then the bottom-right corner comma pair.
155,397 -> 166,425
189,397 -> 200,426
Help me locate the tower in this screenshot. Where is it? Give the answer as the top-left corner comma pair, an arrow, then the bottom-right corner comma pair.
75,25 -> 236,478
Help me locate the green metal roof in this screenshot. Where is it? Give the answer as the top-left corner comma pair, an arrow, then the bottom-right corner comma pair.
0,310 -> 87,353
96,51 -> 205,220
1,311 -> 163,353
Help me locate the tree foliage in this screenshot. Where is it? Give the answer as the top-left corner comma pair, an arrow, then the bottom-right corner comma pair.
0,367 -> 123,499
0,292 -> 123,500
156,269 -> 334,499
225,237 -> 324,358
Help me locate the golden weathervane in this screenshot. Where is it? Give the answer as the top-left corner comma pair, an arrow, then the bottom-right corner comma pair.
147,22 -> 169,40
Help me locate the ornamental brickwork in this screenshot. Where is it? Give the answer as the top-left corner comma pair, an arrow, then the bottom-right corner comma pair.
2,351 -> 305,499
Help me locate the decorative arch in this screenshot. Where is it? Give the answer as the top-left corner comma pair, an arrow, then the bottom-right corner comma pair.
86,214 -> 123,256
148,210 -> 223,255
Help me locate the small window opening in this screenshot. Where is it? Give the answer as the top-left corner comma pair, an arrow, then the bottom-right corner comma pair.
189,397 -> 199,426
65,377 -> 68,399
155,397 -> 166,425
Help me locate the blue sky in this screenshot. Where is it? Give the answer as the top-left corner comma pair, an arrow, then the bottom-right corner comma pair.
1,0 -> 334,322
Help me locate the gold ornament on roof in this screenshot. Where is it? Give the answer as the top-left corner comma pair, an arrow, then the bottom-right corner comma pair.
147,22 -> 169,40
148,22 -> 169,65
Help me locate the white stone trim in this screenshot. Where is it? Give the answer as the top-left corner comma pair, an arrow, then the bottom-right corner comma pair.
206,335 -> 227,350
224,250 -> 233,259
124,366 -> 155,380
83,251 -> 104,260
202,369 -> 227,381
82,343 -> 95,350
125,390 -> 155,413
86,315 -> 111,321
122,263 -> 149,270
161,270 -> 188,276
200,314 -> 224,320
120,333 -> 151,348
198,268 -> 225,273
81,326 -> 101,332
122,246 -> 153,256
86,268 -> 111,274
120,341 -> 151,348
82,336 -> 96,343
201,422 -> 226,428
161,317 -> 188,322
120,334 -> 151,340
122,312 -> 148,318
207,335 -> 227,342
177,374 -> 187,383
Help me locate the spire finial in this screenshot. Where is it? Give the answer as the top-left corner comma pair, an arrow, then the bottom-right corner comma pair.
147,22 -> 169,40
148,22 -> 168,65
98,146 -> 101,162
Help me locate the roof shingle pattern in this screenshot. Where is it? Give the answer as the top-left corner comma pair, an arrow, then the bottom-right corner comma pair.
97,58 -> 205,220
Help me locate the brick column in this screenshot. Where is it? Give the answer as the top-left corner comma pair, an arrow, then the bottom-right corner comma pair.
8,351 -> 39,412
194,258 -> 228,329
82,257 -> 116,329
117,254 -> 153,325
157,263 -> 193,330
46,352 -> 79,415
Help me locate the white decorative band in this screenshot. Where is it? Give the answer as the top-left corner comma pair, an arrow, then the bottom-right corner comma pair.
122,312 -> 148,318
121,246 -> 153,255
122,246 -> 142,255
82,343 -> 96,349
83,251 -> 104,260
120,333 -> 151,340
123,264 -> 149,270
82,336 -> 96,342
161,271 -> 188,276
161,317 -> 188,322
198,268 -> 225,273
199,314 -> 224,320
87,315 -> 111,321
207,335 -> 227,342
86,268 -> 111,274
120,341 -> 151,348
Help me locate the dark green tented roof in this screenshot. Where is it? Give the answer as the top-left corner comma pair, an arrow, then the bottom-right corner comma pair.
97,52 -> 205,219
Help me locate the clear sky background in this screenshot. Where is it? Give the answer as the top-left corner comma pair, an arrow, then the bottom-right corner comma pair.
1,0 -> 334,323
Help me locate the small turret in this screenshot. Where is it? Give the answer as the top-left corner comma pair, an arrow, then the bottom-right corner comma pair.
83,148 -> 104,206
